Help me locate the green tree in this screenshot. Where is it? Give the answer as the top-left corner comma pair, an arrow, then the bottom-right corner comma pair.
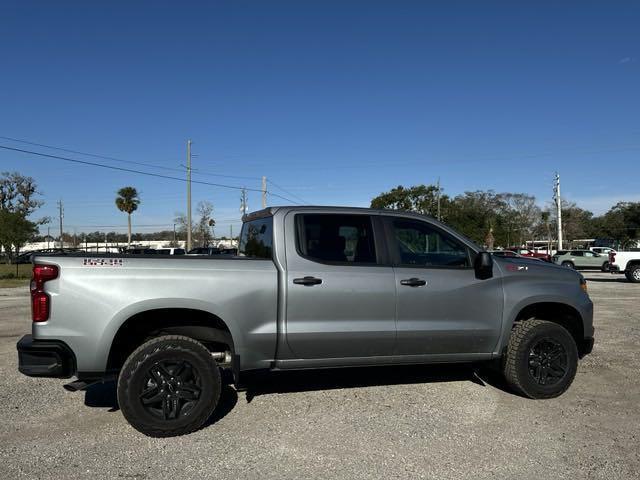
0,171 -> 47,261
115,187 -> 140,247
370,184 -> 447,217
595,202 -> 640,247
0,210 -> 38,263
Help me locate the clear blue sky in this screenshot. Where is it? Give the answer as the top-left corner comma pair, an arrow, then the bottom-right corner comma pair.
1,1 -> 639,235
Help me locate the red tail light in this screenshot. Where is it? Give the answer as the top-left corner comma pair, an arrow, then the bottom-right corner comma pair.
609,252 -> 616,264
31,264 -> 58,322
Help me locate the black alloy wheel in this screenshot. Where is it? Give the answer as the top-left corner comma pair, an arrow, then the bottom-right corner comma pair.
527,337 -> 568,386
140,359 -> 202,420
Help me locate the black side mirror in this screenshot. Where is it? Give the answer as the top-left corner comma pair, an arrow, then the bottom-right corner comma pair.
474,251 -> 493,280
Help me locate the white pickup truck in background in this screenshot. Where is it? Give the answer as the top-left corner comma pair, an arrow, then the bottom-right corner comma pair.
609,251 -> 640,283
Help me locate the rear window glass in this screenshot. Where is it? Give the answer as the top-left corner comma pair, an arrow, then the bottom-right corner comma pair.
297,214 -> 376,264
239,217 -> 273,259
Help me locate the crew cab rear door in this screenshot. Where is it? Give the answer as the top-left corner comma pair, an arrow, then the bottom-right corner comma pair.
283,211 -> 396,360
384,216 -> 502,356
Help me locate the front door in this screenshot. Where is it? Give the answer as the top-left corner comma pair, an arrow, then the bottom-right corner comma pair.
284,212 -> 396,359
385,217 -> 503,356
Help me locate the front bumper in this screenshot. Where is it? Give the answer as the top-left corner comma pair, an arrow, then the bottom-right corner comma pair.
17,335 -> 76,378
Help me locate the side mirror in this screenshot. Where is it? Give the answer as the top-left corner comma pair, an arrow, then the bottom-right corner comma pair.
474,251 -> 494,280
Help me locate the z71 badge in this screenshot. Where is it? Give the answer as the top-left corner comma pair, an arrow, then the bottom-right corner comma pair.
82,258 -> 124,267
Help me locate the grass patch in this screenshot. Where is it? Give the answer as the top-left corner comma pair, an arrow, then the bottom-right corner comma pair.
0,278 -> 29,288
0,263 -> 31,280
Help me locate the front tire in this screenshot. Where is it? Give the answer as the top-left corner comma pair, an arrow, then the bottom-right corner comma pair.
626,265 -> 640,283
502,320 -> 578,399
117,335 -> 221,437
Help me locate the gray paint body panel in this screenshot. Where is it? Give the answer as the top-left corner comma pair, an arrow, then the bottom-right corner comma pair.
29,206 -> 594,376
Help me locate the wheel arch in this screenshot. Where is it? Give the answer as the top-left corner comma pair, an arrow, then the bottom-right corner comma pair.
509,301 -> 586,355
106,307 -> 236,374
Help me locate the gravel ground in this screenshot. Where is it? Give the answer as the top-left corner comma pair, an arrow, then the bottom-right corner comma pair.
1,272 -> 639,479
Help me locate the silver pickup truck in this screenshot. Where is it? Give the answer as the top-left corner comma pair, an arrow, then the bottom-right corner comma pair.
17,206 -> 594,437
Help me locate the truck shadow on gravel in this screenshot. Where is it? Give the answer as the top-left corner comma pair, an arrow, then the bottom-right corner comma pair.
80,363 -> 512,428
83,381 -> 239,426
241,363 -> 512,402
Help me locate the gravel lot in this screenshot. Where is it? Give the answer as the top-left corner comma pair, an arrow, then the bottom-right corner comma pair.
1,272 -> 639,479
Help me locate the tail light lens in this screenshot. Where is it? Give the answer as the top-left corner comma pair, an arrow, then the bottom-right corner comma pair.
31,264 -> 58,322
609,252 -> 616,264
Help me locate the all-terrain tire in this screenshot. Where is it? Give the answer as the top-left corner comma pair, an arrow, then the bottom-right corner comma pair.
626,265 -> 640,283
117,335 -> 221,437
502,319 -> 578,399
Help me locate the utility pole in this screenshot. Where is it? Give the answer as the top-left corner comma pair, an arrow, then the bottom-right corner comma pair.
436,177 -> 441,221
240,188 -> 249,217
554,172 -> 563,251
186,139 -> 192,251
261,176 -> 267,208
57,200 -> 64,248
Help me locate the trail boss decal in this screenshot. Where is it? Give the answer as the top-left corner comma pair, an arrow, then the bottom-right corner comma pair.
82,258 -> 124,267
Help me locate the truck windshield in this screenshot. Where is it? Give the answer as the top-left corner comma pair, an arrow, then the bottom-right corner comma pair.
239,217 -> 273,259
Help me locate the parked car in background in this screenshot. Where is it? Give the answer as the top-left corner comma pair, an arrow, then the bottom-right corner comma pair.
506,247 -> 551,262
489,250 -> 521,258
590,247 -> 616,256
552,250 -> 610,271
187,247 -> 221,255
609,251 -> 640,283
122,248 -> 157,255
156,248 -> 186,255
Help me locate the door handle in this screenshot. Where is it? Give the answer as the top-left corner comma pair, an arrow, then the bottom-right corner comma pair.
293,276 -> 323,286
400,277 -> 427,287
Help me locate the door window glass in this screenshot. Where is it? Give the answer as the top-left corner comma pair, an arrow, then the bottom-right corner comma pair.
297,214 -> 376,264
391,219 -> 470,267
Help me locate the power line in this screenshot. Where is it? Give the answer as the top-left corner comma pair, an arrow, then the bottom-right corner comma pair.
0,144 -> 299,204
0,135 -> 261,181
267,179 -> 310,204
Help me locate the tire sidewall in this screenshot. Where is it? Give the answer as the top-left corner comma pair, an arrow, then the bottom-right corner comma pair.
628,266 -> 640,283
118,338 -> 221,436
513,323 -> 578,398
561,261 -> 574,269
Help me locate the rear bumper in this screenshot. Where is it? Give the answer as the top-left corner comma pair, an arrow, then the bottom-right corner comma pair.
17,335 -> 76,378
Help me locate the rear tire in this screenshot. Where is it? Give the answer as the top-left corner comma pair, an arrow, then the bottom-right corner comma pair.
601,261 -> 610,272
502,320 -> 578,399
117,335 -> 221,437
561,261 -> 574,269
626,265 -> 640,283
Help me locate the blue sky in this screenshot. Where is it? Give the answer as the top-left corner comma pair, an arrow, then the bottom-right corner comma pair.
1,1 -> 639,235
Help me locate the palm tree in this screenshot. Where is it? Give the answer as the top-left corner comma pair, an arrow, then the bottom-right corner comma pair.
115,187 -> 140,247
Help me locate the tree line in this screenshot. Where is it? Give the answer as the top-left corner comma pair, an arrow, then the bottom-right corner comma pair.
370,184 -> 640,249
2,172 -> 640,262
